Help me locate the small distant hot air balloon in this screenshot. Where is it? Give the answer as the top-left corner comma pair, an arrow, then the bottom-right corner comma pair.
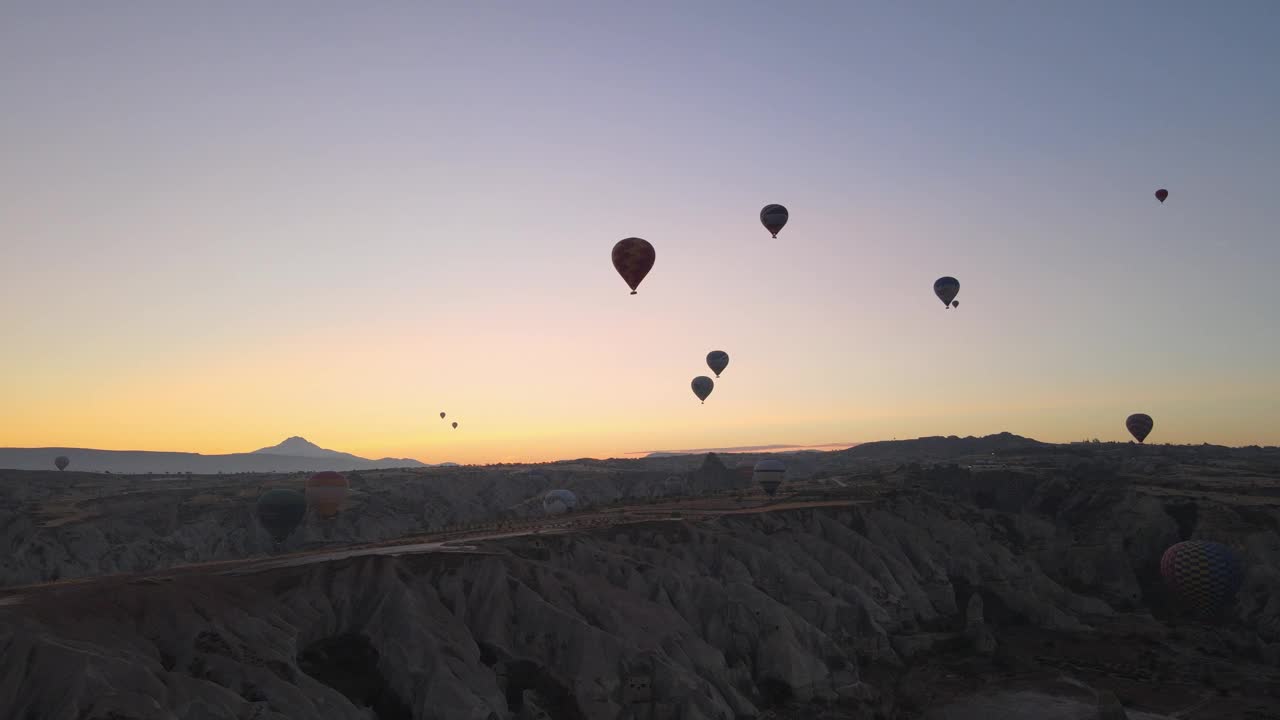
305,471 -> 349,519
951,300 -> 959,309
663,475 -> 687,496
691,376 -> 714,404
440,412 -> 446,420
54,456 -> 69,471
753,458 -> 786,496
256,488 -> 306,544
612,237 -> 656,295
543,488 -> 578,515
934,277 -> 960,308
1126,413 -> 1154,443
1161,540 -> 1242,617
706,350 -> 729,378
452,421 -> 458,429
1155,189 -> 1168,203
760,204 -> 789,238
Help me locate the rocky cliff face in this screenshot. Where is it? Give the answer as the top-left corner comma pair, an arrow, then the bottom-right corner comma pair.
0,452 -> 772,588
3,484 -> 1279,720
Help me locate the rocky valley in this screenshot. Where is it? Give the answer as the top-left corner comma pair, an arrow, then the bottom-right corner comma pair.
1,435 -> 1278,719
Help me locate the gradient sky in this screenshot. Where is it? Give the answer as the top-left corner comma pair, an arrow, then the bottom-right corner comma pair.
3,2 -> 1278,464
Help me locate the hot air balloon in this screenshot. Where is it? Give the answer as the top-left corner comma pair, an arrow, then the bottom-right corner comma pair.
611,237 -> 655,295
951,300 -> 959,309
305,471 -> 349,519
753,458 -> 786,496
691,376 -> 714,404
256,488 -> 306,544
663,475 -> 688,497
934,277 -> 960,308
452,421 -> 458,429
760,204 -> 789,238
543,488 -> 578,515
1126,413 -> 1154,443
706,350 -> 729,378
1155,189 -> 1168,203
1160,540 -> 1243,616
440,412 -> 446,420
54,456 -> 69,471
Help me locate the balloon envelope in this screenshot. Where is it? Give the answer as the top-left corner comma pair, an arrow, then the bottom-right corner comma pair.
1126,413 -> 1154,443
305,471 -> 349,519
54,456 -> 69,471
611,237 -> 656,294
440,412 -> 446,419
760,204 -> 789,238
452,421 -> 458,429
706,350 -> 729,378
663,475 -> 687,496
256,489 -> 306,543
753,458 -> 786,496
934,277 -> 960,307
691,376 -> 714,403
1155,188 -> 1168,203
543,488 -> 578,515
1160,541 -> 1242,616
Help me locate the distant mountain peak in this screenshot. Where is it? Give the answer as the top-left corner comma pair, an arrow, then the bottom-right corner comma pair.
252,436 -> 350,459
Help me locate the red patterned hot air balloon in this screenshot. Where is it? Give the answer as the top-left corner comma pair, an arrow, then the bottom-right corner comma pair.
305,471 -> 349,519
611,237 -> 655,295
706,351 -> 729,378
1126,413 -> 1154,443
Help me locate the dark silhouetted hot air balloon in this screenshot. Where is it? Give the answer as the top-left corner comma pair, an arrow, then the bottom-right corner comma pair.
543,488 -> 578,515
1155,189 -> 1168,203
54,456 -> 69,471
256,488 -> 306,544
440,412 -> 446,419
662,475 -> 687,497
611,237 -> 655,295
1160,540 -> 1242,617
1126,413 -> 1154,443
691,376 -> 714,404
706,350 -> 729,378
951,300 -> 959,308
934,277 -> 960,308
452,421 -> 458,429
753,458 -> 786,496
305,471 -> 349,519
760,204 -> 789,238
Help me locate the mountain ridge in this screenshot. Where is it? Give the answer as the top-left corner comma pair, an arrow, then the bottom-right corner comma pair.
0,437 -> 428,473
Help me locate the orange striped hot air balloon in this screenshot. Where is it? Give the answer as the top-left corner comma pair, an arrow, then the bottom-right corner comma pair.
305,471 -> 349,518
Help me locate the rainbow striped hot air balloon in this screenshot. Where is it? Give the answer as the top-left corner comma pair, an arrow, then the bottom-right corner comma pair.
753,458 -> 786,496
1160,540 -> 1243,617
